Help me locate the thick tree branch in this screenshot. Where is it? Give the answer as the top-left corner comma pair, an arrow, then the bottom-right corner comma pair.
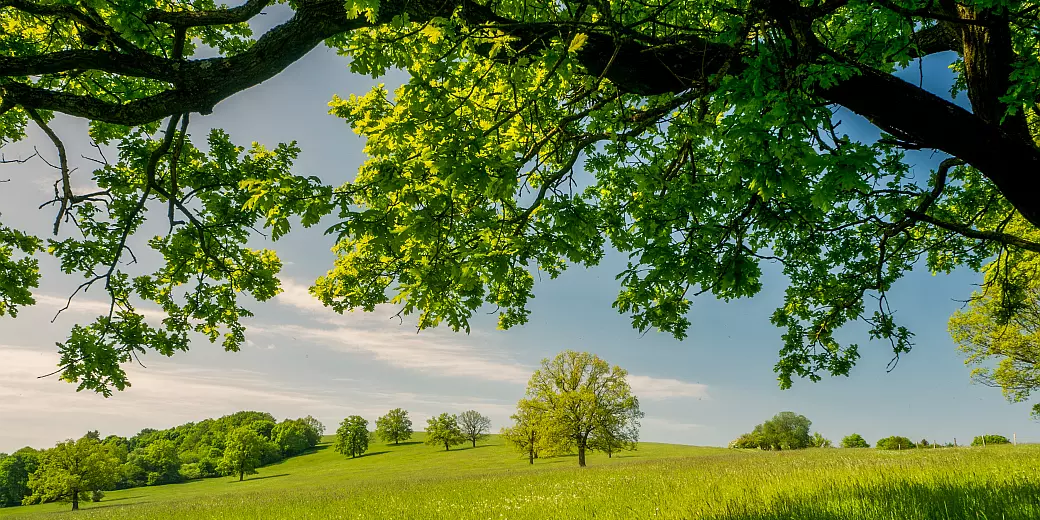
906,211 -> 1040,253
0,50 -> 177,80
145,0 -> 273,27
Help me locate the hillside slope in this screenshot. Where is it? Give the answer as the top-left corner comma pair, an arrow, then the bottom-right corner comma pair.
2,434 -> 1039,519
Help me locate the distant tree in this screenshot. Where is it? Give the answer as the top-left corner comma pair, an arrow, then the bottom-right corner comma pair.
272,420 -> 312,456
918,439 -> 931,449
125,439 -> 181,486
217,427 -> 264,481
728,433 -> 762,449
457,410 -> 492,448
84,431 -> 101,441
425,413 -> 466,451
752,412 -> 813,450
971,434 -> 1011,447
25,437 -> 119,511
0,448 -> 38,507
840,434 -> 870,449
501,403 -> 568,464
589,407 -> 641,457
375,409 -> 414,445
876,436 -> 916,450
335,416 -> 370,458
301,416 -> 325,446
520,351 -> 643,466
810,432 -> 833,448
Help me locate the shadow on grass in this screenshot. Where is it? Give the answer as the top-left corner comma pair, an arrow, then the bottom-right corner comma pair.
454,445 -> 493,451
387,441 -> 423,447
705,480 -> 1040,520
232,473 -> 290,483
355,451 -> 389,458
87,501 -> 151,511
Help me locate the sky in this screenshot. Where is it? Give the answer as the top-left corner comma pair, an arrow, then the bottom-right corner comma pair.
1,7 -> 1037,453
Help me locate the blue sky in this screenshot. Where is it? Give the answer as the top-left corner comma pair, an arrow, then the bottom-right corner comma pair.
1,11 -> 1036,453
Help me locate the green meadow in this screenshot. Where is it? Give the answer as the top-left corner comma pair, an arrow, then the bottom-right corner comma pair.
2,434 -> 1037,520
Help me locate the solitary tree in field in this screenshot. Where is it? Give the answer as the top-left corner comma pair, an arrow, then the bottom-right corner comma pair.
875,436 -> 916,450
457,410 -> 491,448
748,412 -> 813,450
335,416 -> 370,458
424,414 -> 466,451
217,427 -> 264,481
840,434 -> 870,449
8,0 -> 1040,400
520,351 -> 642,467
24,437 -> 119,511
375,409 -> 413,445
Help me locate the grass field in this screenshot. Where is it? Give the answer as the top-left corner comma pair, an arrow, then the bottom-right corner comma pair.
2,434 -> 1038,519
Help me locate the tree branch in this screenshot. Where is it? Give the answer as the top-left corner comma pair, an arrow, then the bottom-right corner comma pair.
145,0 -> 273,27
906,211 -> 1040,253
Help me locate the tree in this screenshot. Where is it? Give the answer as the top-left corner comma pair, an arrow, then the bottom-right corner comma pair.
520,351 -> 643,466
0,448 -> 38,507
457,410 -> 491,448
25,437 -> 119,511
876,436 -> 916,450
840,434 -> 870,449
272,419 -> 312,457
7,0 -> 1040,396
334,416 -> 370,458
810,432 -> 833,449
751,412 -> 813,450
375,409 -> 413,445
424,413 -> 466,452
971,434 -> 1011,447
728,433 -> 763,450
301,416 -> 325,445
950,282 -> 1040,417
217,427 -> 263,481
501,402 -> 568,464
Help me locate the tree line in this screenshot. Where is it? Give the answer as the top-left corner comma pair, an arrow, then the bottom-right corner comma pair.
330,351 -> 646,467
0,411 -> 323,510
728,412 -> 1017,450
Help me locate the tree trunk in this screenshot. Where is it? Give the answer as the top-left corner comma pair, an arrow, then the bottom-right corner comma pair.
528,449 -> 534,464
444,441 -> 449,451
471,439 -> 476,448
577,444 -> 586,467
71,489 -> 79,511
239,469 -> 244,481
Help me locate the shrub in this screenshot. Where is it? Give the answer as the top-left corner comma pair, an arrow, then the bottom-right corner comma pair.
876,436 -> 916,450
810,432 -> 832,448
971,434 -> 1011,447
728,433 -> 761,449
840,433 -> 870,448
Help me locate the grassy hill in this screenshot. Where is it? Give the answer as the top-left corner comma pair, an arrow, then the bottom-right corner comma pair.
2,434 -> 1039,519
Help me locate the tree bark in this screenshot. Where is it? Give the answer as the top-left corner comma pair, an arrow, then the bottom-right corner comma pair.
577,444 -> 586,467
471,439 -> 476,448
528,449 -> 534,464
71,488 -> 79,511
239,470 -> 244,481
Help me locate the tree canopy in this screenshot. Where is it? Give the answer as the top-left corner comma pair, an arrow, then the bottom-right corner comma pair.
457,410 -> 491,448
840,433 -> 870,448
424,413 -> 466,451
216,427 -> 263,481
24,437 -> 119,511
334,416 -> 370,458
375,408 -> 413,445
4,0 -> 1040,394
519,350 -> 642,466
735,411 -> 814,450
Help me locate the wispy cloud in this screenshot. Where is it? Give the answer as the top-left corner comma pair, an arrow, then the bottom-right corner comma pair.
629,375 -> 710,400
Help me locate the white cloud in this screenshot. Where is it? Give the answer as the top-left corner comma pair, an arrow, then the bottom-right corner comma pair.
629,375 -> 710,399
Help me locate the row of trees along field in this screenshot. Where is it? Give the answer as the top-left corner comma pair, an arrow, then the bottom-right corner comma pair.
0,412 -> 323,510
330,351 -> 646,468
728,412 -> 1016,450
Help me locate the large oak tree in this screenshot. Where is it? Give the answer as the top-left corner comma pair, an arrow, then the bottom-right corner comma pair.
2,0 -> 1040,394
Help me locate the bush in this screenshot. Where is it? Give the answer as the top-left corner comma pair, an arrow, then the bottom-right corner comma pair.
971,434 -> 1011,447
876,436 -> 916,450
728,433 -> 761,449
918,439 -> 930,448
752,412 -> 813,450
810,432 -> 832,448
840,433 -> 870,448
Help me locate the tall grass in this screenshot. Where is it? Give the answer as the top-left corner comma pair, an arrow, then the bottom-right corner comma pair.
2,434 -> 1036,519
